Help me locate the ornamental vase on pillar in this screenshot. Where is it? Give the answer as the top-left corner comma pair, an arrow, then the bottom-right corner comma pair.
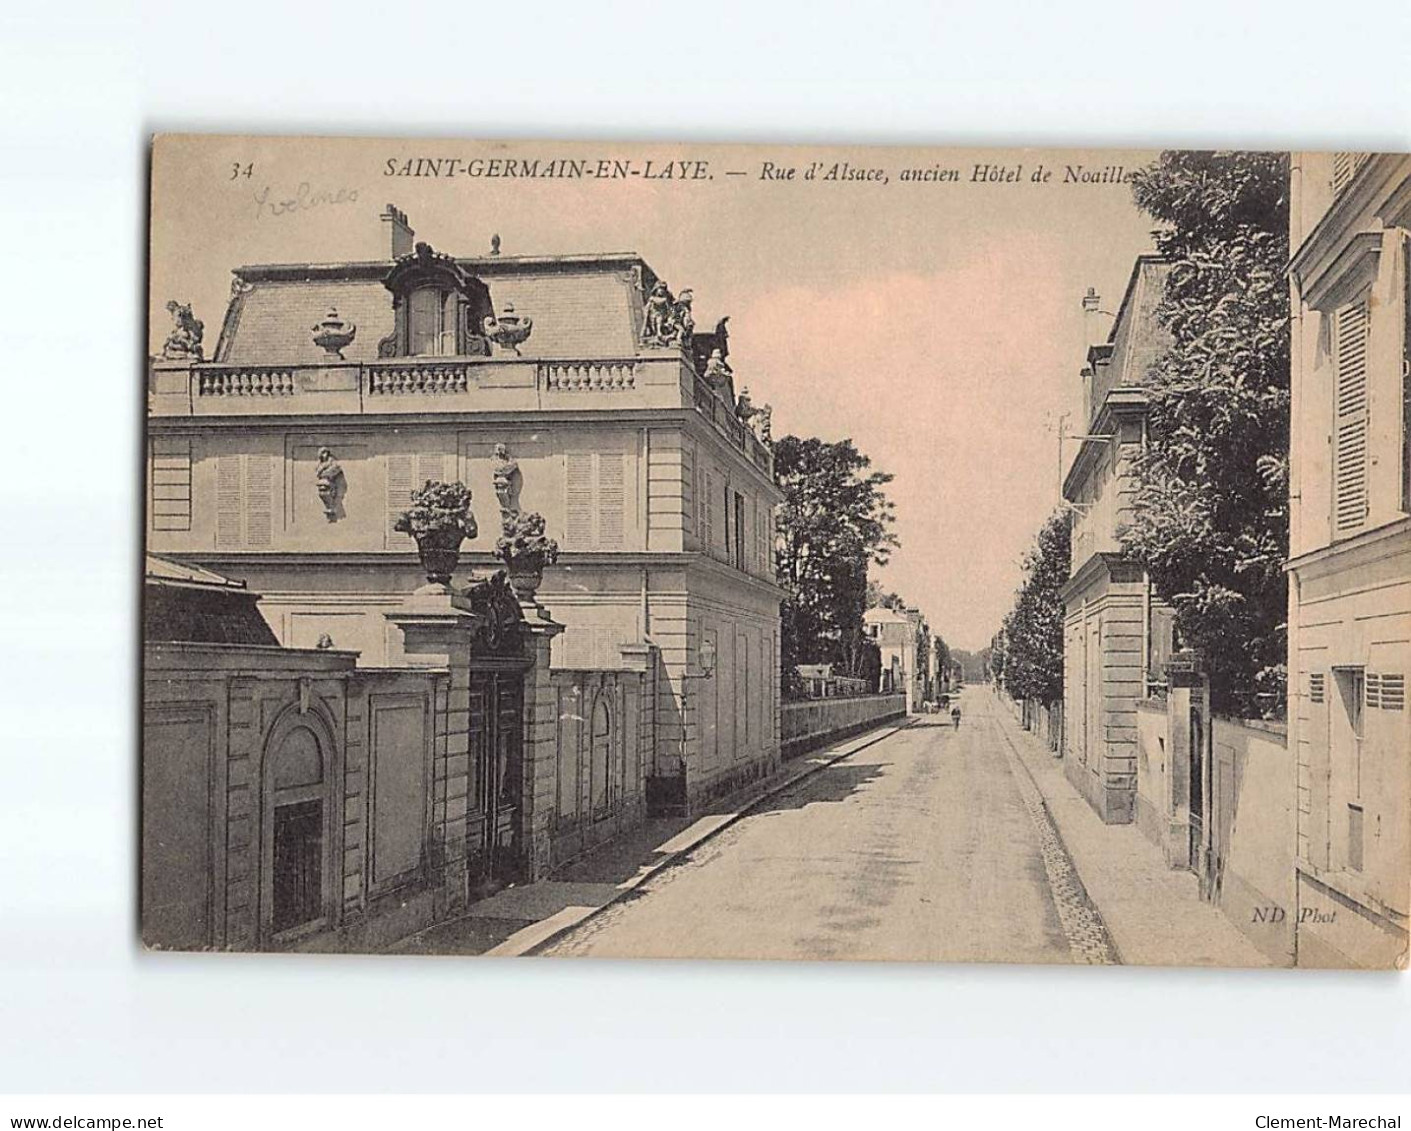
393,480 -> 478,589
415,529 -> 464,587
494,510 -> 559,600
506,560 -> 546,600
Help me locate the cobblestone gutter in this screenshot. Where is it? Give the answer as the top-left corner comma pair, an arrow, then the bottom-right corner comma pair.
992,716 -> 1122,966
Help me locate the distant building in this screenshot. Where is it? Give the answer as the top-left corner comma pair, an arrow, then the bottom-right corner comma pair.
795,663 -> 869,699
1287,152 -> 1411,968
863,605 -> 930,712
1060,257 -> 1177,825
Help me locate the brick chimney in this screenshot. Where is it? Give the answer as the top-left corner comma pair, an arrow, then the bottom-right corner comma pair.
1081,286 -> 1104,343
381,204 -> 414,258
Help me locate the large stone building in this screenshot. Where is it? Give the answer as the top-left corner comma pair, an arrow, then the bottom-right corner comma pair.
1060,258 -> 1177,826
1287,152 -> 1411,968
147,203 -> 783,839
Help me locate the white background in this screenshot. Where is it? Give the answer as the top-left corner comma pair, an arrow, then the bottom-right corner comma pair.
1,0 -> 1409,1095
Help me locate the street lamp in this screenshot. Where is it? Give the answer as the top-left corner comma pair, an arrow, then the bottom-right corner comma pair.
671,636 -> 718,789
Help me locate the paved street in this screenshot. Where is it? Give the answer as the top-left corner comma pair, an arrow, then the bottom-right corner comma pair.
544,687 -> 1118,964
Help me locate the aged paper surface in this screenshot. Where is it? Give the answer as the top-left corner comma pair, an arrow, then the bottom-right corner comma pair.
144,135 -> 1410,969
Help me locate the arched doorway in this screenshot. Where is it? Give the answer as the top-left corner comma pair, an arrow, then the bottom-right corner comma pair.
261,717 -> 332,940
590,695 -> 612,817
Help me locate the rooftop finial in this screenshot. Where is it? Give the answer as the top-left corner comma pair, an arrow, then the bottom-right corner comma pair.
490,233 -> 501,256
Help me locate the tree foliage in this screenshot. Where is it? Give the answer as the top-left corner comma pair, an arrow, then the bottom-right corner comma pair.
1123,151 -> 1290,716
774,435 -> 897,680
999,510 -> 1071,705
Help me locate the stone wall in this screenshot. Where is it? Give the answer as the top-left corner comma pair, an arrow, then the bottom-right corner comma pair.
546,665 -> 656,869
1129,683 -> 1295,966
1210,715 -> 1295,965
781,693 -> 906,760
142,641 -> 447,952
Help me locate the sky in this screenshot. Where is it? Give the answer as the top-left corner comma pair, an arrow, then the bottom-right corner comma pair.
151,137 -> 1161,651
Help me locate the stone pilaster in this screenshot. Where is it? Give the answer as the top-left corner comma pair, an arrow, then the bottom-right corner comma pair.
385,585 -> 485,919
517,597 -> 564,881
1165,652 -> 1209,873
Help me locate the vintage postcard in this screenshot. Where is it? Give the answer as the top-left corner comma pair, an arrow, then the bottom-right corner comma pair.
144,135 -> 1410,969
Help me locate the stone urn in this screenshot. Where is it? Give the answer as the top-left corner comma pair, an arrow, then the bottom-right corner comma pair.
506,556 -> 547,600
415,529 -> 465,587
495,510 -> 559,599
393,480 -> 478,588
312,307 -> 357,360
483,303 -> 533,356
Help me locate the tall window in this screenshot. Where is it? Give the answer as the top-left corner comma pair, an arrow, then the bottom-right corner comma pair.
408,287 -> 444,356
1333,296 -> 1371,535
733,492 -> 746,570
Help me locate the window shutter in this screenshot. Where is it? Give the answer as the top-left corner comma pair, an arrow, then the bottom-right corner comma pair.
1334,297 -> 1371,534
1331,152 -> 1368,196
755,498 -> 765,572
703,470 -> 716,556
215,455 -> 242,549
244,455 -> 273,547
565,452 -> 595,548
417,453 -> 445,486
386,453 -> 415,548
1366,672 -> 1382,710
1381,673 -> 1406,711
214,454 -> 274,548
692,453 -> 703,547
597,452 -> 625,548
1309,672 -> 1325,704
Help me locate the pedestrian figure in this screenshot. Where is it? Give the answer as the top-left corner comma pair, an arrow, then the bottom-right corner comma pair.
951,705 -> 962,729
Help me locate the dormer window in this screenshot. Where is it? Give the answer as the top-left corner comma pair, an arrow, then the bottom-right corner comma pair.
378,242 -> 493,358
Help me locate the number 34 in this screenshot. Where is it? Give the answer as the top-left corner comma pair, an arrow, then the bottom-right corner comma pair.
230,162 -> 254,180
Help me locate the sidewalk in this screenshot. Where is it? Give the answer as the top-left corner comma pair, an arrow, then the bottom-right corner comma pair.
385,717 -> 915,958
994,700 -> 1274,968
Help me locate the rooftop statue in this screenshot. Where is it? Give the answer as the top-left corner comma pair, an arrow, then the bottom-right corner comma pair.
671,289 -> 695,348
161,300 -> 204,361
704,348 -> 732,389
641,280 -> 673,345
755,403 -> 773,444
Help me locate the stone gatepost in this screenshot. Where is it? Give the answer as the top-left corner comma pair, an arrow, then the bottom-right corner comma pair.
515,595 -> 564,882
385,586 -> 486,920
1164,650 -> 1210,873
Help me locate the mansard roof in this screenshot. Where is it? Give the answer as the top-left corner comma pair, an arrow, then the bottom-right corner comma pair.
215,251 -> 659,366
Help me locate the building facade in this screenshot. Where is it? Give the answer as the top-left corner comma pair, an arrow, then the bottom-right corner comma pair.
863,605 -> 931,712
148,204 -> 783,831
1060,258 -> 1177,826
1288,152 -> 1411,968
